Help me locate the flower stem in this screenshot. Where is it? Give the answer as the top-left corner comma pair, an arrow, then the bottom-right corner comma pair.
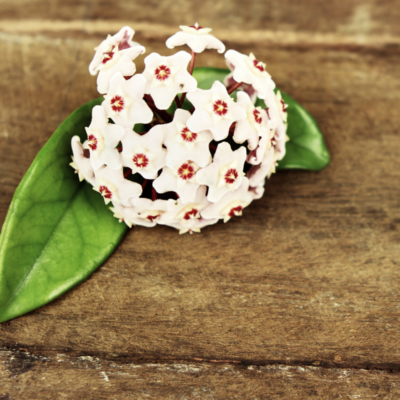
227,81 -> 243,95
174,95 -> 182,108
144,94 -> 172,123
124,168 -> 132,178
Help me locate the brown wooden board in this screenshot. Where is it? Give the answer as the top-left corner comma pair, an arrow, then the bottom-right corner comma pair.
1,0 -> 400,398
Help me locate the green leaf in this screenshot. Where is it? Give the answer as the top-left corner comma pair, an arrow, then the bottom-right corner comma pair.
0,99 -> 127,323
193,67 -> 330,171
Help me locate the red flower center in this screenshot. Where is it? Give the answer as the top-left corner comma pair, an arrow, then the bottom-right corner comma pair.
228,206 -> 243,218
213,100 -> 228,116
132,153 -> 149,168
147,214 -> 160,222
99,186 -> 112,199
183,208 -> 199,220
178,163 -> 196,181
154,65 -> 171,81
190,24 -> 203,30
102,49 -> 115,64
224,168 -> 239,185
88,134 -> 98,151
280,99 -> 287,113
253,59 -> 265,72
110,95 -> 125,113
253,109 -> 262,124
181,127 -> 197,143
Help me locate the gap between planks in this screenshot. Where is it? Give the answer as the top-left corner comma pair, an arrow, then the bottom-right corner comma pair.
1,345 -> 400,376
1,19 -> 400,51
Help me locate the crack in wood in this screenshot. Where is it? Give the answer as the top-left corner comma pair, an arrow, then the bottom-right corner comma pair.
2,343 -> 400,376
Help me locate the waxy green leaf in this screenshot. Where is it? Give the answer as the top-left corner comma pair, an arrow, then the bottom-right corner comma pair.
0,99 -> 127,323
193,67 -> 330,171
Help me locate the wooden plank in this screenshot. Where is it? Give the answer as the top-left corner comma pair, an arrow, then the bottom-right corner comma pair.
1,346 -> 400,399
1,0 -> 400,396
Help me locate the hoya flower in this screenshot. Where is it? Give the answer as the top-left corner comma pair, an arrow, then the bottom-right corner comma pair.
93,165 -> 142,206
186,81 -> 246,141
158,186 -> 218,234
111,198 -> 171,228
247,147 -> 277,187
275,90 -> 288,123
163,109 -> 213,168
142,51 -> 197,110
89,26 -> 139,74
201,178 -> 253,223
70,136 -> 96,186
196,142 -> 246,202
90,27 -> 146,95
120,125 -> 166,180
102,72 -> 153,128
225,50 -> 275,101
153,161 -> 201,204
83,105 -> 124,171
131,198 -> 172,227
166,23 -> 225,54
233,91 -> 269,150
71,24 -> 291,234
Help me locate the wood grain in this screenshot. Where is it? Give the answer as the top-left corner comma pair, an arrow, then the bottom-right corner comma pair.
1,0 -> 400,398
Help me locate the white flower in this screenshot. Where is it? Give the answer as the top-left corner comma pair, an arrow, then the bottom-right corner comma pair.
234,91 -> 269,150
102,72 -> 153,129
163,109 -> 213,168
186,81 -> 246,141
142,51 -> 197,110
166,23 -> 225,54
131,198 -> 172,227
153,161 -> 201,204
275,90 -> 288,123
120,125 -> 166,180
225,50 -> 275,100
89,26 -> 139,74
158,186 -> 218,234
246,130 -> 274,165
201,178 -> 253,223
70,136 -> 96,185
93,166 -> 142,206
83,106 -> 124,171
247,147 -> 277,187
196,142 -> 246,202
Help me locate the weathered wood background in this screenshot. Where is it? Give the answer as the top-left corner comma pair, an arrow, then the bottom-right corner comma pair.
1,0 -> 400,398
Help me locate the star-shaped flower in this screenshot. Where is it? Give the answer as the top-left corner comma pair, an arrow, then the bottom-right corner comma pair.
247,147 -> 277,187
102,72 -> 153,129
157,186 -> 217,234
201,178 -> 253,223
246,129 -> 275,165
275,90 -> 288,124
89,26 -> 145,94
93,166 -> 142,206
234,91 -> 269,150
153,160 -> 201,204
120,125 -> 166,179
196,142 -> 246,202
142,51 -> 197,110
89,26 -> 140,75
225,50 -> 275,100
83,105 -> 124,171
186,81 -> 246,141
163,109 -> 213,169
166,23 -> 225,54
131,198 -> 172,227
70,136 -> 96,186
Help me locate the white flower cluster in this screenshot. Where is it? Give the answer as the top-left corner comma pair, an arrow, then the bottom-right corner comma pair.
70,24 -> 288,234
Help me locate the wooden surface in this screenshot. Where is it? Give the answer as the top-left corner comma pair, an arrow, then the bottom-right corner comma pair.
1,1 -> 400,398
